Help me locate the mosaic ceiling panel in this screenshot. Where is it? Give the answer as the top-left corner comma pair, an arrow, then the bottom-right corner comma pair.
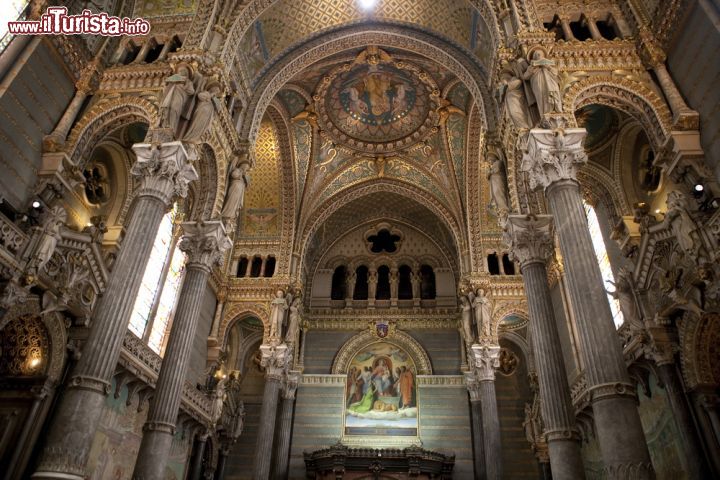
135,0 -> 197,17
239,119 -> 281,238
241,0 -> 493,80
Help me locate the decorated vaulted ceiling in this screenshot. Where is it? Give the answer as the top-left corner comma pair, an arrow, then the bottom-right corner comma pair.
240,0 -> 495,81
270,47 -> 472,239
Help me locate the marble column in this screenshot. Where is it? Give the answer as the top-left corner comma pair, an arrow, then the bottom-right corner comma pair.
133,221 -> 231,479
33,142 -> 197,480
471,345 -> 502,480
558,16 -> 575,41
273,371 -> 299,480
252,344 -> 289,480
647,330 -> 709,479
504,214 -> 586,480
465,373 -> 486,480
188,432 -> 209,480
214,449 -> 228,480
522,128 -> 654,478
345,270 -> 356,304
584,15 -> 602,40
653,62 -> 694,118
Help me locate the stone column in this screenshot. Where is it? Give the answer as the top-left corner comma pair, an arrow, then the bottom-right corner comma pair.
411,271 -> 421,306
133,221 -> 231,479
558,16 -> 575,41
345,270 -> 356,305
273,371 -> 299,480
583,15 -> 602,40
522,128 -> 654,478
504,214 -> 586,480
465,373 -> 486,480
368,268 -> 378,306
471,345 -> 502,480
214,448 -> 229,480
647,329 -> 709,479
188,432 -> 209,480
390,267 -> 399,306
252,344 -> 289,480
653,62 -> 694,118
33,142 -> 197,480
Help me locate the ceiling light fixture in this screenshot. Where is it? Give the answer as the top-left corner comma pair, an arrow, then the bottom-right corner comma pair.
694,184 -> 704,192
32,200 -> 41,209
358,0 -> 377,11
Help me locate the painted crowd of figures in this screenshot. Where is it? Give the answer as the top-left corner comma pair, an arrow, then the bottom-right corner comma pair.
346,359 -> 416,412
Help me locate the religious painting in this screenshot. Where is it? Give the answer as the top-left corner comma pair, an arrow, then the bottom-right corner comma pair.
343,342 -> 418,436
327,62 -> 429,144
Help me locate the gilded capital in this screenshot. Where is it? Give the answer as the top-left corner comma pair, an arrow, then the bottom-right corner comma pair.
179,220 -> 232,269
521,128 -> 588,191
503,214 -> 555,267
131,141 -> 199,205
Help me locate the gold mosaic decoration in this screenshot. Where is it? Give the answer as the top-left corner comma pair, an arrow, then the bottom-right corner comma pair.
0,314 -> 49,377
240,119 -> 281,237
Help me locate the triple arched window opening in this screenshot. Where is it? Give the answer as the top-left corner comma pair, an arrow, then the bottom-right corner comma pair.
330,264 -> 436,301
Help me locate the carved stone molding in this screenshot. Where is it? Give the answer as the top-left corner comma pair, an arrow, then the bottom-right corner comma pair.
503,214 -> 555,267
521,128 -> 588,191
331,329 -> 432,375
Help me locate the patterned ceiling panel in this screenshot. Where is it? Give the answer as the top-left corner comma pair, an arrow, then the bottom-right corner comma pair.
241,0 -> 490,80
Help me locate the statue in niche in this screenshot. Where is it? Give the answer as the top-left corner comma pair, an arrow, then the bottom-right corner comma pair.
368,270 -> 378,300
284,297 -> 301,345
487,152 -> 510,213
183,82 -> 221,143
33,206 -> 67,275
470,288 -> 493,339
521,49 -> 562,118
220,157 -> 251,219
212,375 -> 228,423
268,290 -> 288,341
346,270 -> 357,300
83,165 -> 109,204
410,271 -> 421,300
389,268 -> 399,299
497,67 -> 533,129
160,65 -> 195,135
665,191 -> 705,261
606,267 -> 645,332
460,295 -> 474,344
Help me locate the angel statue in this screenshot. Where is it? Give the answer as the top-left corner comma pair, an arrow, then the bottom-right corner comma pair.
268,290 -> 288,341
459,295 -> 474,344
220,156 -> 251,219
497,66 -> 533,129
471,288 -> 493,339
487,152 -> 510,213
521,49 -> 562,118
284,297 -> 301,345
160,65 -> 195,135
33,205 -> 67,275
183,82 -> 222,143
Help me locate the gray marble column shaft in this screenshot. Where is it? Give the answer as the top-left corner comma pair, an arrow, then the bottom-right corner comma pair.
272,375 -> 298,480
188,434 -> 208,480
33,142 -> 196,479
523,129 -> 653,478
470,398 -> 486,480
133,221 -> 230,479
505,214 -> 585,480
252,344 -> 289,480
214,450 -> 228,480
479,379 -> 502,480
656,363 -> 709,479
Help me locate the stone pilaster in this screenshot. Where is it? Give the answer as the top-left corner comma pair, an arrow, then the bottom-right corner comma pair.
504,214 -> 585,480
471,344 -> 502,480
252,344 -> 289,480
33,142 -> 197,480
133,221 -> 231,479
465,372 -> 486,480
522,128 -> 654,479
273,371 -> 300,480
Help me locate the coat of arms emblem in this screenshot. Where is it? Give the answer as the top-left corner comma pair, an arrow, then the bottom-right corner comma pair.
375,320 -> 389,338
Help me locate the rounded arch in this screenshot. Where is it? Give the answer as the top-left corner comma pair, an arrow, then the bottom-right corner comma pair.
189,143 -> 222,221
564,76 -> 672,150
297,179 -> 467,278
332,330 -> 432,375
578,163 -> 631,223
65,97 -> 158,168
219,304 -> 270,350
679,312 -> 720,390
240,23 -> 494,143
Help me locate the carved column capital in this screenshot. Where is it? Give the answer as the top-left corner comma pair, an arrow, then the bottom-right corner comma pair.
282,371 -> 301,400
179,220 -> 232,270
521,128 -> 588,191
471,344 -> 501,382
131,141 -> 199,205
464,371 -> 482,402
504,214 -> 555,267
644,326 -> 677,366
259,343 -> 289,380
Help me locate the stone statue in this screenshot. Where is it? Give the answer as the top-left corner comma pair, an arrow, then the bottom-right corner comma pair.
368,270 -> 378,300
471,288 -> 493,339
346,270 -> 357,300
268,290 -> 288,341
284,297 -> 301,344
34,205 -> 67,274
220,159 -> 250,219
160,65 -> 195,134
183,83 -> 221,143
606,267 -> 644,332
410,271 -> 421,300
487,153 -> 510,213
497,68 -> 533,129
212,375 -> 228,423
522,49 -> 562,118
389,268 -> 399,299
460,295 -> 474,343
523,400 -> 542,446
665,191 -> 704,260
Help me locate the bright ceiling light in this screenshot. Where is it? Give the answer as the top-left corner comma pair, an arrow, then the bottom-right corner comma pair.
694,184 -> 704,192
32,200 -> 41,209
358,0 -> 377,10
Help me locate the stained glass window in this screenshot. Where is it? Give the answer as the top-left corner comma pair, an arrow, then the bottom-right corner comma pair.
128,206 -> 186,354
584,201 -> 624,329
0,1 -> 30,53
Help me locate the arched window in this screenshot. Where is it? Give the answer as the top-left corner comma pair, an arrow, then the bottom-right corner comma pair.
128,206 -> 187,354
354,266 -> 369,300
330,266 -> 346,300
584,201 -> 624,328
487,253 -> 500,275
0,1 -> 30,53
420,265 -> 436,300
398,265 -> 413,299
502,254 -> 516,275
237,256 -> 249,277
250,256 -> 262,277
263,256 -> 276,277
376,265 -> 391,300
